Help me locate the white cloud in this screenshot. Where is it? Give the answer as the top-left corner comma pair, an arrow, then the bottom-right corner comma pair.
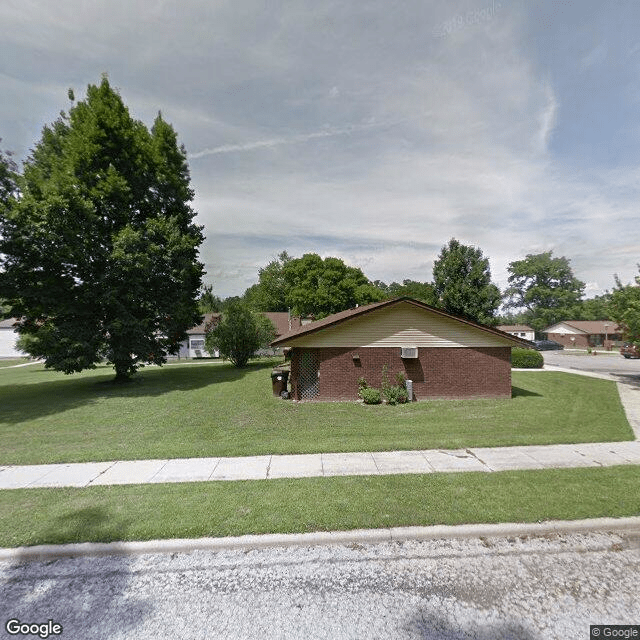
1,0 -> 639,299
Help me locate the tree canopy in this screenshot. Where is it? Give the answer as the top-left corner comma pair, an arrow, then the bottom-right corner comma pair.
608,270 -> 640,347
242,252 -> 385,318
0,140 -> 18,208
503,251 -> 585,332
0,78 -> 204,380
373,279 -> 436,305
431,239 -> 501,325
282,253 -> 386,318
243,251 -> 291,312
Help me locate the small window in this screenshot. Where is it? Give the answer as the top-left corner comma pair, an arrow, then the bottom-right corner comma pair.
400,347 -> 418,359
190,339 -> 205,349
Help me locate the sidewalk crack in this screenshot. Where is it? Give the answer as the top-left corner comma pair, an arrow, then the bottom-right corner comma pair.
465,448 -> 492,471
85,461 -> 118,487
265,455 -> 273,479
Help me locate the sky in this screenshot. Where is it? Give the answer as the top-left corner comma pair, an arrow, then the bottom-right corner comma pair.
1,0 -> 639,300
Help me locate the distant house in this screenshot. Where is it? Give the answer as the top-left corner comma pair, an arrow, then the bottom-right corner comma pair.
175,313 -> 221,358
176,311 -> 304,358
0,318 -> 22,358
544,320 -> 622,350
496,324 -> 535,342
257,312 -> 304,356
271,297 -> 531,401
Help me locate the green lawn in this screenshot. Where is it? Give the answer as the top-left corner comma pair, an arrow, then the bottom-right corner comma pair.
0,358 -> 32,368
0,466 -> 639,547
0,360 -> 633,465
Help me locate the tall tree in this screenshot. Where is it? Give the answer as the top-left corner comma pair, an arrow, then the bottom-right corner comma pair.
608,270 -> 640,347
373,279 -> 436,305
0,78 -> 204,381
570,293 -> 612,321
0,140 -> 18,208
0,142 -> 18,319
243,251 -> 292,312
198,284 -> 223,313
503,251 -> 585,332
431,238 -> 501,325
282,253 -> 385,318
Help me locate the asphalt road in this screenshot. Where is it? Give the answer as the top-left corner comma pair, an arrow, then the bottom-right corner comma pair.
542,349 -> 640,382
2,532 -> 639,640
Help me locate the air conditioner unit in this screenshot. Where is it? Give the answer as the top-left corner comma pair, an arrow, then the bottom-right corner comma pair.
400,346 -> 418,359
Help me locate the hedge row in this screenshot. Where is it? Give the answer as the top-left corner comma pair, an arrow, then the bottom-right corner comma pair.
511,347 -> 543,368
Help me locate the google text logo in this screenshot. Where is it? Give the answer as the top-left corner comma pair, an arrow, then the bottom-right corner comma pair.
432,1 -> 502,39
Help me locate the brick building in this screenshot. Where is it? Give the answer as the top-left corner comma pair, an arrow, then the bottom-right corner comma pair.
544,320 -> 622,350
271,298 -> 531,401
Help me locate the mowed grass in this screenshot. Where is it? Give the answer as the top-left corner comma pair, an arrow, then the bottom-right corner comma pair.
0,358 -> 32,368
0,361 -> 633,465
1,466 -> 639,547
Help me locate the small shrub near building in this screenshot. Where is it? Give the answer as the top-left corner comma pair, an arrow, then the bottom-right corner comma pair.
359,387 -> 382,405
511,348 -> 543,369
358,367 -> 409,405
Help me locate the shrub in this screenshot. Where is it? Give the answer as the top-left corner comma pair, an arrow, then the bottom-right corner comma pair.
381,364 -> 409,405
383,385 -> 409,405
511,348 -> 543,368
360,387 -> 382,404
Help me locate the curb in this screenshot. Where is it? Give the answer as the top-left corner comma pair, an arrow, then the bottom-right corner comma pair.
2,517 -> 640,562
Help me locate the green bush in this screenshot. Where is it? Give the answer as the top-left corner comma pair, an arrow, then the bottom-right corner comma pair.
360,388 -> 382,404
511,348 -> 543,368
381,364 -> 409,405
384,385 -> 409,405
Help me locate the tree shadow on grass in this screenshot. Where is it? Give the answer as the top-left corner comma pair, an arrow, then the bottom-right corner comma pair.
1,504 -> 152,639
511,386 -> 542,398
0,360 -> 277,427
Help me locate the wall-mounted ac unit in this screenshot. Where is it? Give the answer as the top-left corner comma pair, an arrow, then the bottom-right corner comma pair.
400,346 -> 418,359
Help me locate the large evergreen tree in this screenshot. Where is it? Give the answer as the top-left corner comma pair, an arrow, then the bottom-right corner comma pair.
431,238 -> 501,325
0,78 -> 204,380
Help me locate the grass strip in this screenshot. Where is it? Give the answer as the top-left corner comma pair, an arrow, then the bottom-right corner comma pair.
0,363 -> 633,465
0,466 -> 639,548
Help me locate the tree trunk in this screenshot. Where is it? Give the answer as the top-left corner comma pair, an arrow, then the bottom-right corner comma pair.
113,361 -> 132,383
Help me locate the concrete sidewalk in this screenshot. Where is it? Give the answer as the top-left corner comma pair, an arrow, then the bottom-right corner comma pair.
1,440 -> 640,489
1,366 -> 639,490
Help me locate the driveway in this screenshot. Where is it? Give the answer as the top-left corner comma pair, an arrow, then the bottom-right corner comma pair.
542,350 -> 640,384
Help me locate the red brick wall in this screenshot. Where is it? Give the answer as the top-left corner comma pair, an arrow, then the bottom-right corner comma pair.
290,346 -> 512,401
546,333 -> 619,350
546,333 -> 589,349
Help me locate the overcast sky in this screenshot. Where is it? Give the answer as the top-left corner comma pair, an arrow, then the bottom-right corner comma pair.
1,0 -> 639,299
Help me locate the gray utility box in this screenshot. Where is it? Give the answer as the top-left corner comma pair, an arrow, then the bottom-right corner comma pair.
405,379 -> 413,401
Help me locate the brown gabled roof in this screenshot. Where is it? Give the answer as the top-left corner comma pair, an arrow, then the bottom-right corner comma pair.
547,320 -> 621,334
271,298 -> 533,348
262,312 -> 302,337
187,313 -> 220,335
497,324 -> 534,333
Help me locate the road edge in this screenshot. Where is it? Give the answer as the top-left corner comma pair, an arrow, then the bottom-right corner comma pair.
2,516 -> 640,562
